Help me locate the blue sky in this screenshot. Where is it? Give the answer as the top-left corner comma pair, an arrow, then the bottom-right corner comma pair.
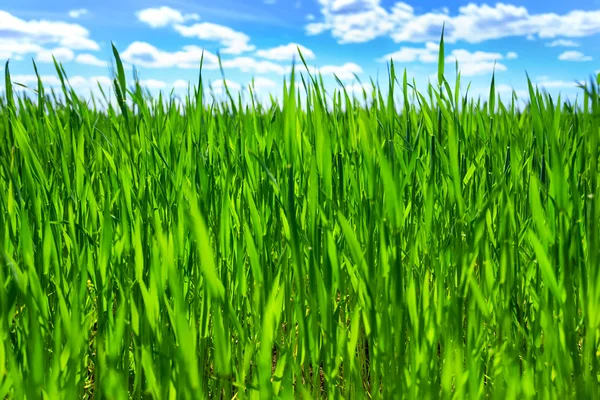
1,0 -> 599,105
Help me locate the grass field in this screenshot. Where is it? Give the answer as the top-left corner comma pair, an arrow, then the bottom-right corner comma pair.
1,33 -> 600,399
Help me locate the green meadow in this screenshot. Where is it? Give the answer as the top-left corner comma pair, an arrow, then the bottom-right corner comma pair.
1,33 -> 599,399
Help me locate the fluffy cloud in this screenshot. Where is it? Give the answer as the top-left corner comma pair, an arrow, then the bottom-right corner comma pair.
173,23 -> 254,54
343,81 -> 374,97
302,62 -> 363,80
68,9 -> 89,19
210,79 -> 242,94
119,42 -> 289,76
221,57 -> 287,75
0,40 -> 44,60
136,6 -> 199,28
506,51 -> 518,59
558,51 -> 592,62
173,79 -> 189,89
75,53 -> 108,67
69,75 -> 112,88
250,77 -> 278,90
9,74 -> 111,89
306,0 -> 395,43
378,42 -> 506,76
306,1 -> 600,44
536,78 -> 584,89
546,39 -> 579,47
36,47 -> 75,63
378,41 -> 440,63
10,74 -> 62,87
255,43 -> 316,61
135,7 -> 254,55
0,10 -> 99,51
139,79 -> 168,89
121,41 -> 219,69
446,49 -> 507,76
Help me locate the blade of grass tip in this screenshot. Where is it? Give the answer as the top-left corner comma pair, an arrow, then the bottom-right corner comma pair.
111,42 -> 127,101
110,43 -> 130,127
51,56 -> 70,105
437,22 -> 445,88
31,59 -> 45,118
489,63 -> 496,115
196,50 -> 205,105
4,60 -> 14,112
217,52 -> 237,114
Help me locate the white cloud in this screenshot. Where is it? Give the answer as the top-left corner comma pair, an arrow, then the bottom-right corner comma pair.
506,51 -> 518,59
0,10 -> 99,51
135,7 -> 254,55
496,84 -> 527,98
306,0 -> 394,43
0,40 -> 44,60
75,53 -> 108,67
306,1 -> 600,44
221,57 -> 287,74
255,43 -> 315,61
173,22 -> 254,54
139,79 -> 168,89
343,81 -> 374,97
173,79 -> 189,89
305,62 -> 363,80
68,9 -> 88,19
210,79 -> 242,94
11,74 -> 62,87
546,39 -> 579,47
121,41 -> 219,69
454,61 -> 506,76
378,41 -> 440,63
9,74 -> 112,89
468,84 -> 528,102
558,51 -> 592,62
446,49 -> 506,76
378,42 -> 506,76
134,78 -> 193,91
536,79 -> 582,89
36,47 -> 75,63
136,6 -> 199,28
88,76 -> 113,87
119,41 -> 289,76
250,77 -> 278,90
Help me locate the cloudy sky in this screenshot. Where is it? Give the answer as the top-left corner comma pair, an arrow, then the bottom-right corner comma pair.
1,0 -> 599,104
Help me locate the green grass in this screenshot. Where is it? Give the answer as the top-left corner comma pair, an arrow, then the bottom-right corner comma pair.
1,33 -> 600,399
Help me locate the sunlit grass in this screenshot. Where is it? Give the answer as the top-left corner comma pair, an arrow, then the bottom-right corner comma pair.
1,32 -> 599,399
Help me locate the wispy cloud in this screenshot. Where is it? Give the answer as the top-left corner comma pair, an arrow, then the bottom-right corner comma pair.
0,10 -> 99,51
546,39 -> 580,47
558,51 -> 592,62
173,23 -> 254,54
307,1 -> 600,44
121,41 -> 219,69
36,47 -> 75,63
135,7 -> 254,55
75,53 -> 108,67
136,6 -> 199,28
378,42 -> 507,76
68,9 -> 89,19
255,43 -> 315,61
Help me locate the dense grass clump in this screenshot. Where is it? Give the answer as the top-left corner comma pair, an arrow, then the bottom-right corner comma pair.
1,37 -> 600,399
